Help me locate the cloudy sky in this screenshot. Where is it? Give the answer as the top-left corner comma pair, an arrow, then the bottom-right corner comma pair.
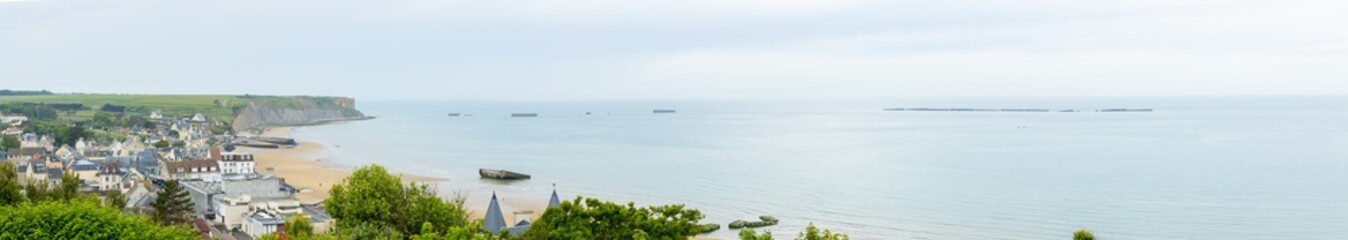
1,0 -> 1344,100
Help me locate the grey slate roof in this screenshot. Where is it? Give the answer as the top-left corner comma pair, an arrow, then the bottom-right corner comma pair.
133,151 -> 159,174
549,189 -> 561,208
27,160 -> 45,172
71,160 -> 99,172
483,193 -> 507,234
7,147 -> 44,158
504,221 -> 531,236
47,167 -> 63,179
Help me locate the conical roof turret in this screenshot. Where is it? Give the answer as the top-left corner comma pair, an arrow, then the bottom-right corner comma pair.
548,184 -> 561,208
483,192 -> 507,233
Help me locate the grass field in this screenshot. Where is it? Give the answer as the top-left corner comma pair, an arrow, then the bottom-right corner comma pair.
0,94 -> 248,121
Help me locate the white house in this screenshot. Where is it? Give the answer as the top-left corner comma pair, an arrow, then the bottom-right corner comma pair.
74,138 -> 87,153
54,146 -> 74,160
214,195 -> 253,230
219,155 -> 255,175
214,149 -> 255,175
235,198 -> 308,237
95,165 -> 129,192
69,159 -> 100,182
241,211 -> 284,237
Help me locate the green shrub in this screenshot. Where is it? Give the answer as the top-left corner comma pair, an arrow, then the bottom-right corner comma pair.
0,199 -> 197,239
1074,229 -> 1095,240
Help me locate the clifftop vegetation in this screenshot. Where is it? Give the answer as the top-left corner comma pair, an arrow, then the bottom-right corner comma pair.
0,92 -> 365,134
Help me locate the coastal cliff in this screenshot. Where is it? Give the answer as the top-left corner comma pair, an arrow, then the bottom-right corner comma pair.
231,96 -> 367,131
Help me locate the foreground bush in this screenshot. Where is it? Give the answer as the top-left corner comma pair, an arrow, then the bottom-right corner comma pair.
325,164 -> 472,237
524,197 -> 704,240
739,223 -> 848,240
0,198 -> 197,240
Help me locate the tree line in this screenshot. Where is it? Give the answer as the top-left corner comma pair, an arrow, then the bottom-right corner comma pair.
0,103 -> 61,120
0,89 -> 53,96
1,162 -> 1094,239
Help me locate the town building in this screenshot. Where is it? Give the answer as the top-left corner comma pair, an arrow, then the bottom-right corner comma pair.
5,147 -> 44,161
160,159 -> 221,181
15,159 -> 47,184
211,148 -> 255,175
241,211 -> 285,237
183,176 -> 294,223
94,163 -> 131,192
212,193 -> 333,236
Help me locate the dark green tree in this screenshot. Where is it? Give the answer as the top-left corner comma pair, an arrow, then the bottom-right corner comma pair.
1074,229 -> 1095,240
54,173 -> 81,201
127,115 -> 149,129
23,179 -> 49,202
0,162 -> 23,206
1,135 -> 18,150
0,198 -> 198,239
54,123 -> 88,147
93,112 -> 116,127
325,164 -> 471,237
151,180 -> 193,225
523,197 -> 705,240
105,189 -> 128,210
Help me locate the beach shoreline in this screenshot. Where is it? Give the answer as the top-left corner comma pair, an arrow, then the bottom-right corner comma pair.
240,127 -> 447,204
238,127 -> 550,225
240,126 -> 721,239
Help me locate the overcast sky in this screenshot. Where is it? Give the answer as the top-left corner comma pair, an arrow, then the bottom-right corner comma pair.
1,0 -> 1344,100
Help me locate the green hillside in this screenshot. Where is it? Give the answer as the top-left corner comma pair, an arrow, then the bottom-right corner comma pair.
1,94 -> 266,122
0,93 -> 353,122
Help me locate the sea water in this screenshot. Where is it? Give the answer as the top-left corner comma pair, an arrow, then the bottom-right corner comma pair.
290,95 -> 1348,239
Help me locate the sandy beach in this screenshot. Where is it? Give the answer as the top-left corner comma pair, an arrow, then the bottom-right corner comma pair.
241,127 -> 446,204
240,127 -> 719,239
240,127 -> 549,225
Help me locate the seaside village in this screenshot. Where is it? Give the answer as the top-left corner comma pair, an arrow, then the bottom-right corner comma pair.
1,110 -> 562,240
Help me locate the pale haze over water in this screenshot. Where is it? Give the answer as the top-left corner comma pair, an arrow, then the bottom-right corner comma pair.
291,95 -> 1347,239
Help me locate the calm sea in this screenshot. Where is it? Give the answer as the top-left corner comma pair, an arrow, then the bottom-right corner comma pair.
290,96 -> 1348,239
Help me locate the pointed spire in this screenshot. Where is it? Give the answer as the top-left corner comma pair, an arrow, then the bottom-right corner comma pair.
548,184 -> 561,208
483,192 -> 507,233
